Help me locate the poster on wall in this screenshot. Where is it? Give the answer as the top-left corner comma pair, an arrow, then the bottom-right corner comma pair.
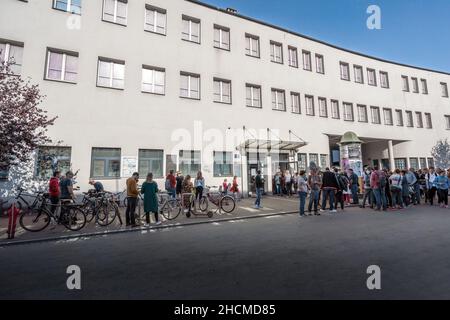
121,157 -> 137,178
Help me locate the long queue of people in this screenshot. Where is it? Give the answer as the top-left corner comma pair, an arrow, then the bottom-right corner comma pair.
272,165 -> 450,217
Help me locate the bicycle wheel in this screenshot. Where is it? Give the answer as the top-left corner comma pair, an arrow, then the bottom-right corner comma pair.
199,196 -> 209,212
19,207 -> 51,232
61,207 -> 86,231
220,196 -> 236,214
161,199 -> 181,220
97,202 -> 118,227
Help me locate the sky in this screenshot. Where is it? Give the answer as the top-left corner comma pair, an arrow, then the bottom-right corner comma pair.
201,0 -> 450,73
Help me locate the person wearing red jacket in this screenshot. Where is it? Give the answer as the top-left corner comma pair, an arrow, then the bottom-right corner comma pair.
165,170 -> 177,198
48,171 -> 61,214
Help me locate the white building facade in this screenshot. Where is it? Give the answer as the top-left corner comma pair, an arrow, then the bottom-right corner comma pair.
1,0 -> 450,194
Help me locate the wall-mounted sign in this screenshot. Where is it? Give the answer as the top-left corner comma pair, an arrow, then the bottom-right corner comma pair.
121,157 -> 137,178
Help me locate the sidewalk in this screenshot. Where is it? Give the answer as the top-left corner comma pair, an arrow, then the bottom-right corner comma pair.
0,196 -> 302,245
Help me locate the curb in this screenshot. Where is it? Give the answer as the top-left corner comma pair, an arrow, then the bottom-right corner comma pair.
0,210 -> 298,248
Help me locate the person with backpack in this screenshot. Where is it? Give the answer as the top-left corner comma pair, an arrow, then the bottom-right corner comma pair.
361,167 -> 374,209
307,168 -> 322,215
436,169 -> 449,208
426,167 -> 438,206
254,170 -> 264,209
401,170 -> 411,207
334,168 -> 346,211
409,168 -> 421,205
320,167 -> 338,213
165,170 -> 177,199
371,166 -> 387,211
348,169 -> 360,205
389,169 -> 403,210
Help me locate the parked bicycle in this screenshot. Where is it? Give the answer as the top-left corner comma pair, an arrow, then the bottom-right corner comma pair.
19,192 -> 86,232
199,186 -> 236,215
81,190 -> 119,227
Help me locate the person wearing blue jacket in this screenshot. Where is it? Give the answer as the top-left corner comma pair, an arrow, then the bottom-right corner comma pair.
436,169 -> 449,208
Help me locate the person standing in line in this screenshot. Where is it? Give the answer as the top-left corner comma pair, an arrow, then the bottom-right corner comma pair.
389,169 -> 403,210
230,176 -> 240,200
384,169 -> 393,209
307,168 -> 322,215
141,173 -> 161,226
165,170 -> 177,199
342,173 -> 351,206
285,171 -> 292,197
361,167 -> 374,209
334,168 -> 346,211
125,172 -> 140,227
48,170 -> 61,214
401,170 -> 411,208
280,172 -> 286,197
348,169 -> 360,205
274,172 -> 281,196
436,169 -> 449,208
426,167 -> 437,206
371,166 -> 387,211
418,169 -> 428,203
194,171 -> 205,210
410,168 -> 421,205
297,170 -> 308,217
182,175 -> 194,214
293,172 -> 299,194
254,170 -> 264,209
176,171 -> 184,198
60,171 -> 75,201
222,178 -> 229,194
320,167 -> 338,213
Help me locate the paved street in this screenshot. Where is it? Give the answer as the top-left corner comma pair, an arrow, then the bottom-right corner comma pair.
1,203 -> 450,300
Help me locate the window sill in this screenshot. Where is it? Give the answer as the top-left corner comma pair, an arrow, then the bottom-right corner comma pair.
44,78 -> 77,85
214,100 -> 232,105
142,91 -> 165,96
272,108 -> 286,112
341,78 -> 351,82
90,177 -> 121,180
96,84 -> 125,91
245,54 -> 260,59
144,29 -> 166,36
52,7 -> 81,15
271,60 -> 284,65
246,105 -> 262,109
180,96 -> 201,101
101,19 -> 127,27
181,38 -> 201,45
214,46 -> 230,52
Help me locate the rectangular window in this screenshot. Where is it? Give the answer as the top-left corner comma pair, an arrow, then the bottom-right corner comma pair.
411,77 -> 419,93
271,89 -> 286,111
394,158 -> 407,170
425,113 -> 432,129
318,97 -> 328,118
302,51 -> 312,71
144,5 -> 166,35
357,105 -> 368,122
396,109 -> 404,126
180,72 -> 200,99
441,82 -> 449,97
446,115 -> 450,130
214,25 -> 230,50
383,108 -> 393,126
298,153 -> 307,171
343,102 -> 354,121
309,154 -> 319,167
138,149 -> 164,178
428,158 -> 435,168
331,100 -> 340,119
45,49 -> 78,83
53,0 -> 81,14
406,111 -> 414,127
380,71 -> 389,88
213,151 -> 233,177
320,154 -> 328,168
409,158 -> 419,170
291,92 -> 301,114
103,0 -> 127,25
35,146 -> 72,179
270,41 -> 283,64
179,150 -> 201,177
315,54 -> 324,74
416,112 -> 423,128
305,95 -> 315,116
420,158 -> 427,169
182,15 -> 201,43
340,62 -> 350,81
246,84 -> 261,108
288,46 -> 298,67
213,78 -> 231,104
0,41 -> 24,75
245,34 -> 260,58
421,79 -> 428,94
91,147 -> 121,178
142,66 -> 165,95
367,68 -> 377,86
371,106 -> 381,124
402,76 -> 409,92
354,65 -> 363,84
97,58 -> 125,89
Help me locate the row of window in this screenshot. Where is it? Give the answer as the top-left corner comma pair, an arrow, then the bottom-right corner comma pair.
340,62 -> 389,88
394,157 -> 435,171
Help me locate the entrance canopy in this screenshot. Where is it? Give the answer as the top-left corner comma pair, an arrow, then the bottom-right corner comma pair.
237,139 -> 307,152
327,134 -> 409,146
